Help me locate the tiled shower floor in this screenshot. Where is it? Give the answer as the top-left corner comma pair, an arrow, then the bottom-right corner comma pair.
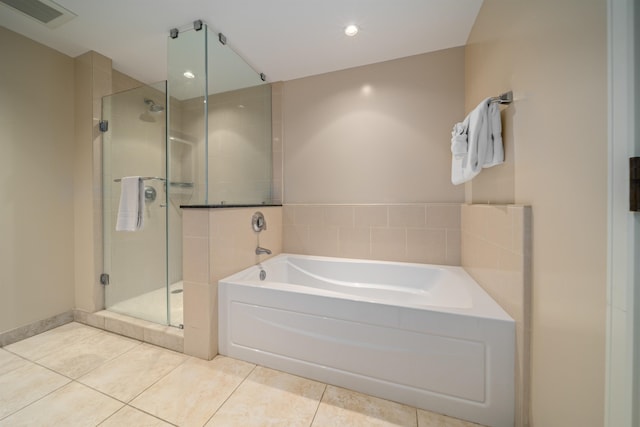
0,322 -> 484,426
108,281 -> 184,327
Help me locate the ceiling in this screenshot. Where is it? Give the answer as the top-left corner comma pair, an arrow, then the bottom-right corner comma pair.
0,0 -> 483,84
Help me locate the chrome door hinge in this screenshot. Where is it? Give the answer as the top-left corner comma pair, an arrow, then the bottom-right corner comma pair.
100,273 -> 110,286
631,157 -> 640,212
99,120 -> 108,132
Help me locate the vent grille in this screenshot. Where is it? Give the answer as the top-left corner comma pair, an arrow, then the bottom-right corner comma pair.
0,0 -> 76,28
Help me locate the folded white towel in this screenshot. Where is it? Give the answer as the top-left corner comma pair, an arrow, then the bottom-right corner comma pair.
451,122 -> 468,159
451,97 -> 504,185
116,177 -> 144,231
485,101 -> 504,167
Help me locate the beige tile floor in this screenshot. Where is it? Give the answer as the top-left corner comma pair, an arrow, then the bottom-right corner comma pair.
0,322 -> 485,427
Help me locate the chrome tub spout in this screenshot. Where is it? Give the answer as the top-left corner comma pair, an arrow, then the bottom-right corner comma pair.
256,246 -> 272,255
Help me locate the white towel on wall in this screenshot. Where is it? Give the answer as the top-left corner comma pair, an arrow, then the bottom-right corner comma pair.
451,122 -> 468,159
486,101 -> 504,167
116,176 -> 144,231
451,97 -> 504,185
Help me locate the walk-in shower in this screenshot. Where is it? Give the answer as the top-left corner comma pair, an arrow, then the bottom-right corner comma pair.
100,20 -> 272,328
102,82 -> 187,328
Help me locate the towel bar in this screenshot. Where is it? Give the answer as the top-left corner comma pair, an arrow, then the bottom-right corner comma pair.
113,177 -> 194,188
490,91 -> 513,105
113,176 -> 165,183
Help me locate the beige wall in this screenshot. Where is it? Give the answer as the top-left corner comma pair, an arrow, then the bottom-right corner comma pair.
465,2 -> 608,426
0,27 -> 76,334
282,47 -> 466,204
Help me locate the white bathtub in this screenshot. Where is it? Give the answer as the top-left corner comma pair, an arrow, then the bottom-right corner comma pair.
218,254 -> 514,427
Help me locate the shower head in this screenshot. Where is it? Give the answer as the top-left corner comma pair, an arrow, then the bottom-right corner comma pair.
144,98 -> 165,113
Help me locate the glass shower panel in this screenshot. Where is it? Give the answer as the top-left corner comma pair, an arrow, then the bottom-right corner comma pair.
167,23 -> 273,206
206,25 -> 272,204
167,27 -> 207,205
102,82 -> 171,325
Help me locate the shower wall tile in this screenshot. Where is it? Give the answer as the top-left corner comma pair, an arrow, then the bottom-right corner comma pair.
282,204 -> 461,265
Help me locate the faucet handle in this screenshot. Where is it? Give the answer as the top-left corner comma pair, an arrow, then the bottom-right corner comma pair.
252,211 -> 267,232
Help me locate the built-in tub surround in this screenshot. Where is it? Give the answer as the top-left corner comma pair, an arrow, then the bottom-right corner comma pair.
219,254 -> 515,427
283,203 -> 461,265
181,206 -> 282,359
461,204 -> 531,427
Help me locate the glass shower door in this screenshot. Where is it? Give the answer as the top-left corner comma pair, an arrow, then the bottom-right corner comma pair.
102,82 -> 174,325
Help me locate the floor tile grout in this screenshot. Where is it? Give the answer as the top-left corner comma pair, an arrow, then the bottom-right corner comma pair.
201,361 -> 258,426
308,383 -> 328,427
0,371 -> 70,422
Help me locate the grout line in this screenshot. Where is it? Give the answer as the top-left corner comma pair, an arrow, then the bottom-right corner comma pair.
0,367 -> 70,422
308,383 -> 328,427
201,362 -> 258,425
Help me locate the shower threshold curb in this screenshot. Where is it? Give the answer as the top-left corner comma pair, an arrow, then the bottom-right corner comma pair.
73,309 -> 184,353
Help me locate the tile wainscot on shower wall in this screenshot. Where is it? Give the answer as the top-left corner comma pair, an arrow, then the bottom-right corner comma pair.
283,203 -> 461,265
182,207 -> 283,359
461,204 -> 531,427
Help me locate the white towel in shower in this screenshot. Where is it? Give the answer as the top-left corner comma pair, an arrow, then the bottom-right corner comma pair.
116,176 -> 144,231
451,97 -> 504,185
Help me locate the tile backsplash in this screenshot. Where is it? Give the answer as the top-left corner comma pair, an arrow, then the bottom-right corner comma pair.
283,203 -> 461,265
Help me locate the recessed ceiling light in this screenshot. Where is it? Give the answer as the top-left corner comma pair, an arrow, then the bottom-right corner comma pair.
183,70 -> 195,79
344,24 -> 359,37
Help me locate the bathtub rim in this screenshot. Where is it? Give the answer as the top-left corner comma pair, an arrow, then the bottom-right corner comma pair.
222,253 -> 514,322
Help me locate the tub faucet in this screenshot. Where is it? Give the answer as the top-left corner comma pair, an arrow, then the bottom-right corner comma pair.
256,246 -> 272,255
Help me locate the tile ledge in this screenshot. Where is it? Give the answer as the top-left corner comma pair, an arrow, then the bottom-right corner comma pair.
74,309 -> 183,353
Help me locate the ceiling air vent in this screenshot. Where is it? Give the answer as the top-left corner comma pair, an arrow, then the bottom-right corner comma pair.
0,0 -> 76,28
